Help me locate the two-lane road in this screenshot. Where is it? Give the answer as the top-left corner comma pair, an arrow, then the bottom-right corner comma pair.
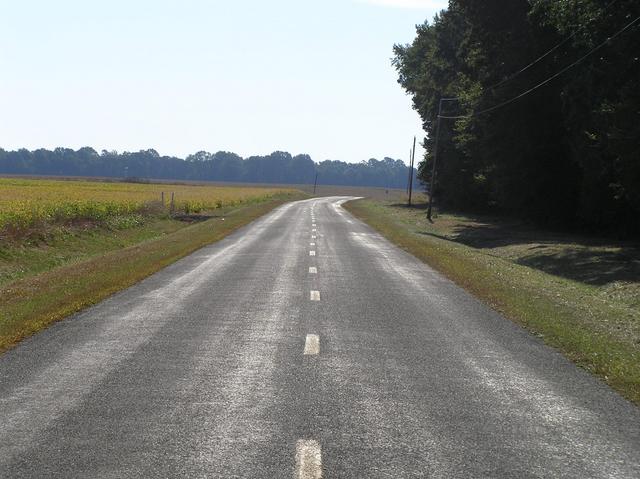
1,197 -> 639,477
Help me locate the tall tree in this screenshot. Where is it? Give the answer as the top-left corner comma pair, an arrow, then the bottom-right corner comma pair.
393,0 -> 640,233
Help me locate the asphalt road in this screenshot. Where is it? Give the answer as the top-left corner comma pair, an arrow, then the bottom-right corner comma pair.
1,196 -> 639,478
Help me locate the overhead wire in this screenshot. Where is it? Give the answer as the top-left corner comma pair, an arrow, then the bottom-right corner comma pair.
483,0 -> 620,92
436,0 -> 622,114
438,12 -> 640,119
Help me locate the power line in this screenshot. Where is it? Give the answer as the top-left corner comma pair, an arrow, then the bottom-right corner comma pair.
485,38 -> 574,92
436,0 -> 621,112
426,10 -> 639,220
484,0 -> 620,92
439,13 -> 640,120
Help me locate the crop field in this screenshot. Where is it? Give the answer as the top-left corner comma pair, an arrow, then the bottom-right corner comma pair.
0,178 -> 296,235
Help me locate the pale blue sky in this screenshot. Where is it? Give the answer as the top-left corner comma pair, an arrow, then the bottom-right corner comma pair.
0,0 -> 447,163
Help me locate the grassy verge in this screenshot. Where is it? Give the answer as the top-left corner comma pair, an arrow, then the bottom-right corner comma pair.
0,192 -> 305,353
344,198 -> 640,405
0,216 -> 184,287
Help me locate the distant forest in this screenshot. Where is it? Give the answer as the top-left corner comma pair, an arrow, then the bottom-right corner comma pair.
394,0 -> 639,233
0,148 -> 415,189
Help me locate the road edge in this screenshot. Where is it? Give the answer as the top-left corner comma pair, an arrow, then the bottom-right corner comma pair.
342,198 -> 640,406
0,194 -> 307,354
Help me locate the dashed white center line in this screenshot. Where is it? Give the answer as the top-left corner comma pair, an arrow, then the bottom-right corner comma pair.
312,228 -> 316,232
309,267 -> 317,274
310,242 -> 315,246
296,440 -> 322,479
309,251 -> 316,256
310,290 -> 320,301
303,334 -> 320,355
311,235 -> 316,239
312,223 -> 316,227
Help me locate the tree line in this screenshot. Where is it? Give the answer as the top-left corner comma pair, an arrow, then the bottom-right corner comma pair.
393,0 -> 639,234
0,148 -> 416,189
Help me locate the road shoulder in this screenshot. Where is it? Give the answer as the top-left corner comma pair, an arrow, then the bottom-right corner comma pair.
0,194 -> 306,354
343,198 -> 640,406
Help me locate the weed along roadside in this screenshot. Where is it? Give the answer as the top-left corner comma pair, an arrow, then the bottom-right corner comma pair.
0,191 -> 306,353
343,197 -> 640,406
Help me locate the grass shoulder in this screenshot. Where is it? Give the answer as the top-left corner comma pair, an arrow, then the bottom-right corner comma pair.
344,197 -> 640,405
0,192 -> 306,353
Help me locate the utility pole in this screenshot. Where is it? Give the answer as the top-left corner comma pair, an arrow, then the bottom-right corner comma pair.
408,136 -> 416,206
427,97 -> 457,221
313,172 -> 318,195
406,149 -> 412,195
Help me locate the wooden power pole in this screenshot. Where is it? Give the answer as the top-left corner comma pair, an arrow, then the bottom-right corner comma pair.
408,136 -> 416,206
406,149 -> 413,196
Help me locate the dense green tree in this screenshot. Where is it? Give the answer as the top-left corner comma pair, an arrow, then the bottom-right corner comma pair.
0,147 -> 415,189
533,0 -> 640,230
394,0 -> 639,233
